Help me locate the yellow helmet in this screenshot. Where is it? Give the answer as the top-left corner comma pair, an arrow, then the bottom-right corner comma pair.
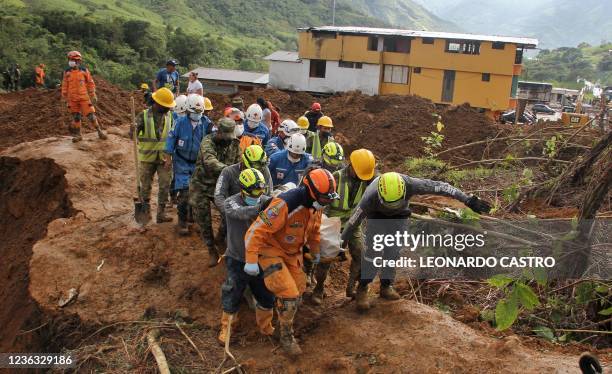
140,83 -> 149,90
378,172 -> 406,206
297,116 -> 309,130
151,87 -> 176,108
317,115 -> 333,128
239,168 -> 266,196
349,149 -> 376,180
204,97 -> 213,111
322,141 -> 344,167
242,144 -> 267,170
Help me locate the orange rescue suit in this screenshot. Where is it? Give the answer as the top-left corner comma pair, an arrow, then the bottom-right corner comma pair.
35,66 -> 45,85
61,67 -> 96,116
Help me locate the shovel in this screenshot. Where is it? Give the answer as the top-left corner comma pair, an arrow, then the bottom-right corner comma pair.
131,96 -> 150,225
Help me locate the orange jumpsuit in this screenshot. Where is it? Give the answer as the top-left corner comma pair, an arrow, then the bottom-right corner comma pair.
245,194 -> 321,299
35,66 -> 45,86
61,66 -> 96,124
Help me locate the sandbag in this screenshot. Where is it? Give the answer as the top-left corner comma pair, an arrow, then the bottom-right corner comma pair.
320,214 -> 343,260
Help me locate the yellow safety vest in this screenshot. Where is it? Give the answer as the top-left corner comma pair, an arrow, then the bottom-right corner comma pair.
138,109 -> 172,162
328,167 -> 365,220
311,132 -> 334,160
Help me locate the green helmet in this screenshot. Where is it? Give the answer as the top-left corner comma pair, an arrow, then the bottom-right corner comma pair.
377,172 -> 406,208
242,144 -> 267,170
239,168 -> 266,195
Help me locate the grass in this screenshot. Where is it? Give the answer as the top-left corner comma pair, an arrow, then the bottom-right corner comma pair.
404,157 -> 495,186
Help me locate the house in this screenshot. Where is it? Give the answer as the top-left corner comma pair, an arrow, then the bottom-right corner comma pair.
183,67 -> 268,94
551,87 -> 580,106
266,26 -> 538,112
517,81 -> 553,103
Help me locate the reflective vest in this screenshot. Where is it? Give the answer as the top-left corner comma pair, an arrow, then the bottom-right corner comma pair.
328,167 -> 365,220
311,132 -> 333,161
138,109 -> 172,162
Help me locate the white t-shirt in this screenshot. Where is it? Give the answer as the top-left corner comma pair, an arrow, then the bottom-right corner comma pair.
187,79 -> 203,94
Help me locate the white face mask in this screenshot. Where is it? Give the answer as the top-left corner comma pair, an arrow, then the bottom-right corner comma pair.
68,60 -> 77,67
287,153 -> 300,163
247,120 -> 259,130
234,124 -> 244,137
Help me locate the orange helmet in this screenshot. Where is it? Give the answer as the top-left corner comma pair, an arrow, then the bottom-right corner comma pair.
303,168 -> 339,205
224,107 -> 233,117
67,51 -> 82,60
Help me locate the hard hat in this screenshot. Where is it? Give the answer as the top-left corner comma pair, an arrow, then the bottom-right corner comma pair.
297,116 -> 309,130
246,104 -> 263,124
239,168 -> 267,196
279,119 -> 298,136
152,87 -> 176,108
311,102 -> 321,111
242,144 -> 267,169
224,107 -> 233,117
350,149 -> 376,180
322,141 -> 344,166
377,172 -> 406,207
203,97 -> 213,111
166,59 -> 178,66
317,116 -> 333,128
174,95 -> 188,114
140,83 -> 149,90
67,50 -> 82,60
187,94 -> 204,113
303,168 -> 339,205
286,133 -> 307,155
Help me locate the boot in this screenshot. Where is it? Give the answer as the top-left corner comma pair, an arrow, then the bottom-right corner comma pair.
255,307 -> 274,336
311,263 -> 328,305
355,284 -> 370,311
207,240 -> 219,267
177,218 -> 189,236
156,203 -> 173,223
96,125 -> 108,140
310,284 -> 324,306
72,127 -> 82,143
277,300 -> 301,356
217,312 -> 238,346
346,267 -> 359,298
380,285 -> 400,300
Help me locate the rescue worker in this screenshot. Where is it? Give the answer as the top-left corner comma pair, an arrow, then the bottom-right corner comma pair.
243,103 -> 270,146
310,116 -> 334,160
202,97 -> 215,134
2,68 -> 13,91
130,87 -> 176,223
231,96 -> 244,111
219,168 -> 275,345
267,133 -> 312,187
12,64 -> 21,91
265,119 -> 299,157
141,83 -> 154,107
172,94 -> 188,122
320,141 -> 344,172
304,102 -> 323,132
214,144 -> 273,221
153,59 -> 179,96
61,50 -> 107,142
190,117 -> 241,267
165,94 -> 206,235
297,115 -> 315,147
244,168 -> 339,356
342,172 -> 492,311
233,108 -> 262,153
311,149 -> 376,305
34,64 -> 45,88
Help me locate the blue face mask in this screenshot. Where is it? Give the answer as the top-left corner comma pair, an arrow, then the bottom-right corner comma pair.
189,112 -> 202,122
244,195 -> 259,206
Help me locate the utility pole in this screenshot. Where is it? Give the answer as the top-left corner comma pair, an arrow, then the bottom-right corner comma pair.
332,0 -> 336,25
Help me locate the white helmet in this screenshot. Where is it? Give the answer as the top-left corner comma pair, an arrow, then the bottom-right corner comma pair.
246,103 -> 263,126
174,95 -> 188,114
286,133 -> 306,155
279,119 -> 298,136
187,94 -> 205,113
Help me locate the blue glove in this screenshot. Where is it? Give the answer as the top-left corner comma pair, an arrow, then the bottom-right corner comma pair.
244,262 -> 260,276
312,253 -> 321,265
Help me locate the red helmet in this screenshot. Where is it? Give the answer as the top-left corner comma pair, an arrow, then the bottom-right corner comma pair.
303,168 -> 338,205
67,51 -> 82,60
311,102 -> 321,111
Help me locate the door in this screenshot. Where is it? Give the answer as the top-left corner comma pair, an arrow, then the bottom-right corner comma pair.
441,70 -> 455,103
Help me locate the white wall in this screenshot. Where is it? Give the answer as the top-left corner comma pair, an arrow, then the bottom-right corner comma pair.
268,59 -> 380,95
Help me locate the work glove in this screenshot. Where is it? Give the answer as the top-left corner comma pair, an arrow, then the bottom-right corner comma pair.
466,196 -> 492,214
243,262 -> 260,276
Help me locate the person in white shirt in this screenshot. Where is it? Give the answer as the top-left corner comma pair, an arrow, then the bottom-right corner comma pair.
186,71 -> 204,96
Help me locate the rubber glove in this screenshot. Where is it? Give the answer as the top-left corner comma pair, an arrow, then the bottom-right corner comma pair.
244,262 -> 260,276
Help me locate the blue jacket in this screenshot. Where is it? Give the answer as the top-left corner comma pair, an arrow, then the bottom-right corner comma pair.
172,112 -> 185,127
268,149 -> 312,187
165,116 -> 205,190
244,120 -> 270,146
265,135 -> 285,157
156,68 -> 179,92
201,115 -> 215,135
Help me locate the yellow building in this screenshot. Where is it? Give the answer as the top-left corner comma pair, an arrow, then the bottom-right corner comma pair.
265,26 -> 538,112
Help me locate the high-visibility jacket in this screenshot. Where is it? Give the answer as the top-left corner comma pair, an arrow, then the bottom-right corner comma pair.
245,186 -> 321,266
61,66 -> 95,102
327,166 -> 366,221
310,132 -> 334,160
138,109 -> 173,163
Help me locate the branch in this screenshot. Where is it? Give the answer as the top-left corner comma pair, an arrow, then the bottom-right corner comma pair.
450,157 -> 571,169
147,329 -> 170,374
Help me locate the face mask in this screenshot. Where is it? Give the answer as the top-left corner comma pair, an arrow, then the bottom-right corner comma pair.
320,131 -> 331,138
312,201 -> 326,211
287,153 -> 300,163
283,137 -> 290,146
247,120 -> 259,130
68,60 -> 77,67
234,124 -> 244,137
189,112 -> 202,122
244,195 -> 260,206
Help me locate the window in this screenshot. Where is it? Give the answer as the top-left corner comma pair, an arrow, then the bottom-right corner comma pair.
338,61 -> 363,69
367,36 -> 378,51
482,73 -> 491,82
445,40 -> 480,55
312,31 -> 336,39
309,60 -> 326,78
383,36 -> 411,53
383,65 -> 409,84
422,37 -> 434,44
492,41 -> 505,50
414,67 -> 421,74
515,47 -> 524,64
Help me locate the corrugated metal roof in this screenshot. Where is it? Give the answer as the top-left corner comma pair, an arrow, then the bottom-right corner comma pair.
183,67 -> 269,84
299,26 -> 538,47
264,51 -> 300,62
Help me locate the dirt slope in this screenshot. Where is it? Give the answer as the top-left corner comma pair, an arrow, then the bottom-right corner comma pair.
0,131 -> 597,372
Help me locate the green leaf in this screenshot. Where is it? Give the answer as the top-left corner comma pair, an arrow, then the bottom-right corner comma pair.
487,274 -> 514,289
480,309 -> 495,322
575,282 -> 595,305
598,306 -> 612,316
533,326 -> 555,341
594,285 -> 609,293
533,267 -> 548,287
515,283 -> 540,310
495,297 -> 519,331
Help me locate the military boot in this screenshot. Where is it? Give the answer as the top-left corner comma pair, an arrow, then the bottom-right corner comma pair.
355,284 -> 370,311
71,127 -> 82,143
310,284 -> 324,306
277,300 -> 301,356
311,263 -> 328,305
177,218 -> 189,236
206,239 -> 219,267
380,285 -> 400,300
156,203 -> 173,223
346,267 -> 359,298
96,125 -> 108,140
